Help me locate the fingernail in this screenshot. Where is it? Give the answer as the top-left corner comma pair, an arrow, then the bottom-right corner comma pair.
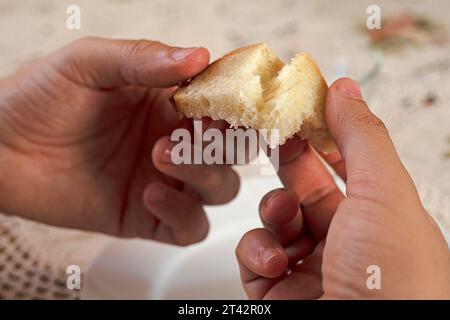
161,143 -> 174,164
260,247 -> 280,265
337,78 -> 362,100
172,47 -> 200,61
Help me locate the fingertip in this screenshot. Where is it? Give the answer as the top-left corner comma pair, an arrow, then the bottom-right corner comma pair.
225,169 -> 241,202
260,189 -> 299,226
191,47 -> 210,66
257,247 -> 289,279
327,77 -> 367,113
325,77 -> 367,150
237,229 -> 288,279
326,78 -> 363,122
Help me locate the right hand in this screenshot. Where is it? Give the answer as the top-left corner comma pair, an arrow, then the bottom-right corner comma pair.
235,78 -> 450,299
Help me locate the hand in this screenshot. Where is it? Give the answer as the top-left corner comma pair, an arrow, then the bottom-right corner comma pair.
0,37 -> 239,245
235,78 -> 450,299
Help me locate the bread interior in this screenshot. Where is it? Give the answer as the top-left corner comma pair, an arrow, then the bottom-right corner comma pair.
174,44 -> 333,151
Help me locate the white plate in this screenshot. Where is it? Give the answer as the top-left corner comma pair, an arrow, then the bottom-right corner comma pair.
83,169 -> 286,299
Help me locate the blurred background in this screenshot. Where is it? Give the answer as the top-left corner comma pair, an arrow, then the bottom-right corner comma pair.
0,0 -> 449,299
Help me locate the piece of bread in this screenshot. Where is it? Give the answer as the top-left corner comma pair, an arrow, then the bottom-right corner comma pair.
172,43 -> 336,153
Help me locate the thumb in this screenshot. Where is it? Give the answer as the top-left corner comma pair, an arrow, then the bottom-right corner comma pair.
326,78 -> 418,203
48,37 -> 210,89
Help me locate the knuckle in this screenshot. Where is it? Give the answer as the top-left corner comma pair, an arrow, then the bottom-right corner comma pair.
174,231 -> 194,247
224,170 -> 241,201
195,226 -> 209,242
335,198 -> 390,231
175,238 -> 192,247
302,185 -> 338,207
349,111 -> 389,136
347,166 -> 383,192
123,39 -> 162,59
176,226 -> 209,247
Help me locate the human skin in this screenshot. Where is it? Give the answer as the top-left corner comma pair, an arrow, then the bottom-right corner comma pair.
236,78 -> 450,299
0,37 -> 239,245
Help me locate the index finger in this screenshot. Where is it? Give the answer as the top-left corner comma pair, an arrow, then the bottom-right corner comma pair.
235,229 -> 288,299
275,136 -> 345,241
320,149 -> 347,182
50,37 -> 210,89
